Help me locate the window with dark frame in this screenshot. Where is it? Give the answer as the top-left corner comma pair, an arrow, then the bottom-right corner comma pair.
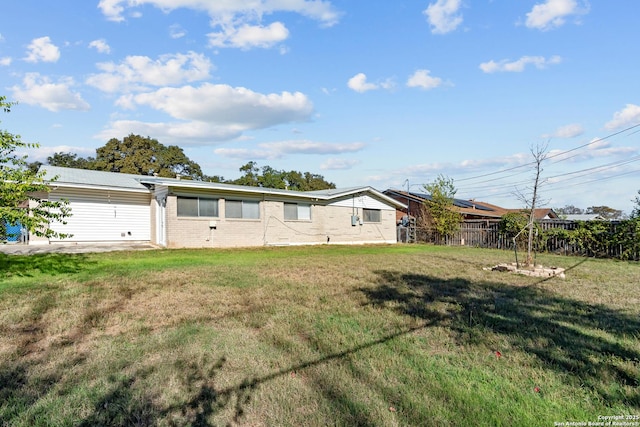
177,196 -> 218,217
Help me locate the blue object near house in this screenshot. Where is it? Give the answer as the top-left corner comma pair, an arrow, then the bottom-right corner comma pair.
3,221 -> 25,243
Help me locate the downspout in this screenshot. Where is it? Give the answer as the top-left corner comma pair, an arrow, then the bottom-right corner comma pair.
262,193 -> 267,246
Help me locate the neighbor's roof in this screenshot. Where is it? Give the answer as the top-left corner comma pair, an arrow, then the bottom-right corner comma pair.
40,166 -> 406,208
561,214 -> 606,221
384,189 -> 508,218
384,189 -> 557,219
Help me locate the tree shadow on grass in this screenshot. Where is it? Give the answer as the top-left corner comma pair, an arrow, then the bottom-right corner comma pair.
0,252 -> 90,279
360,269 -> 640,408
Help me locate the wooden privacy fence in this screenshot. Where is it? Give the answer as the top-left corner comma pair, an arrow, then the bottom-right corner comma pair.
414,219 -> 639,260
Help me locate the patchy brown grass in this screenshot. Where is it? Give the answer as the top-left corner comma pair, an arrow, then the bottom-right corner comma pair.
1,245 -> 639,426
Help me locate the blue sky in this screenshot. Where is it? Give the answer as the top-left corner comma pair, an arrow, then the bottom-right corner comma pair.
1,0 -> 639,214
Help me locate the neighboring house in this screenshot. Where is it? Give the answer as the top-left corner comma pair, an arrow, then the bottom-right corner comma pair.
560,214 -> 606,221
29,166 -> 404,248
383,189 -> 559,222
528,208 -> 559,220
384,190 -> 508,222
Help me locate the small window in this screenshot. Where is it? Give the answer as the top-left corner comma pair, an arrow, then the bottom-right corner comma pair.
225,200 -> 260,219
363,208 -> 381,223
177,197 -> 218,217
284,203 -> 311,221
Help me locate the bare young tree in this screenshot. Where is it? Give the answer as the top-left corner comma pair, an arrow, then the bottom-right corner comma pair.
515,142 -> 549,266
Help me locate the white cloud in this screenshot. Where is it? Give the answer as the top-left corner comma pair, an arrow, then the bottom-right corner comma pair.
98,83 -> 314,145
479,55 -> 562,73
98,0 -> 341,49
130,84 -> 313,125
26,145 -> 96,163
347,73 -> 379,93
423,0 -> 463,34
24,36 -> 60,63
215,140 -> 365,160
0,57 -> 11,66
213,147 -> 274,160
86,51 -> 213,93
547,138 -> 636,163
321,158 -> 359,170
99,0 -> 340,24
263,140 -> 365,155
604,104 -> 640,131
95,120 -> 244,145
89,39 -> 111,54
98,0 -> 126,22
347,73 -> 376,93
548,123 -> 584,138
525,0 -> 589,31
406,69 -> 443,90
208,22 -> 289,49
169,24 -> 186,39
11,73 -> 90,112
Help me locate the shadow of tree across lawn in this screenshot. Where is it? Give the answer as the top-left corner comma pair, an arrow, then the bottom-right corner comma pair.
0,252 -> 90,279
361,269 -> 640,408
3,260 -> 638,425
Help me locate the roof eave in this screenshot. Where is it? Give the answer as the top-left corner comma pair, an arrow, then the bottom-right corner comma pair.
47,181 -> 151,194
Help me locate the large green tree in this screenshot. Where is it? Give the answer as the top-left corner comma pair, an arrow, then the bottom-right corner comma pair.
47,152 -> 96,169
93,134 -> 205,180
230,161 -> 336,191
586,205 -> 623,220
418,174 -> 462,242
555,205 -> 584,216
0,96 -> 72,240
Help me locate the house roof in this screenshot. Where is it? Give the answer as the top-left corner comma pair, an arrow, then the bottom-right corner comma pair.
41,166 -> 150,192
40,166 -> 406,208
561,214 -> 606,221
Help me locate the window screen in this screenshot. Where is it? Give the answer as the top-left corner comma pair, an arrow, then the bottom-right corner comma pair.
243,201 -> 260,219
284,203 -> 298,220
199,198 -> 218,217
298,204 -> 311,220
225,200 -> 260,219
363,208 -> 381,222
284,203 -> 311,221
225,200 -> 243,218
177,197 -> 218,217
177,197 -> 198,217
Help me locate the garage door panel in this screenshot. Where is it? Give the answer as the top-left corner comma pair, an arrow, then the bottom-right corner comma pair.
49,189 -> 151,242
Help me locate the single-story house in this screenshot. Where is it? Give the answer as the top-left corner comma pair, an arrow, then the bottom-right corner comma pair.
28,166 -> 405,248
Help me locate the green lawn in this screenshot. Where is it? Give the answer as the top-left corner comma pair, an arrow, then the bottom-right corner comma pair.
1,245 -> 638,426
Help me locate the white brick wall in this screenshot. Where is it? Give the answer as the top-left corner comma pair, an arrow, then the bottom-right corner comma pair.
164,196 -> 397,248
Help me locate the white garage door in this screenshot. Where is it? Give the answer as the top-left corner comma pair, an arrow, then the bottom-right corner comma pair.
49,188 -> 151,242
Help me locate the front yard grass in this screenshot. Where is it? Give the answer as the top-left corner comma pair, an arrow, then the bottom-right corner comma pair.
1,244 -> 638,426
